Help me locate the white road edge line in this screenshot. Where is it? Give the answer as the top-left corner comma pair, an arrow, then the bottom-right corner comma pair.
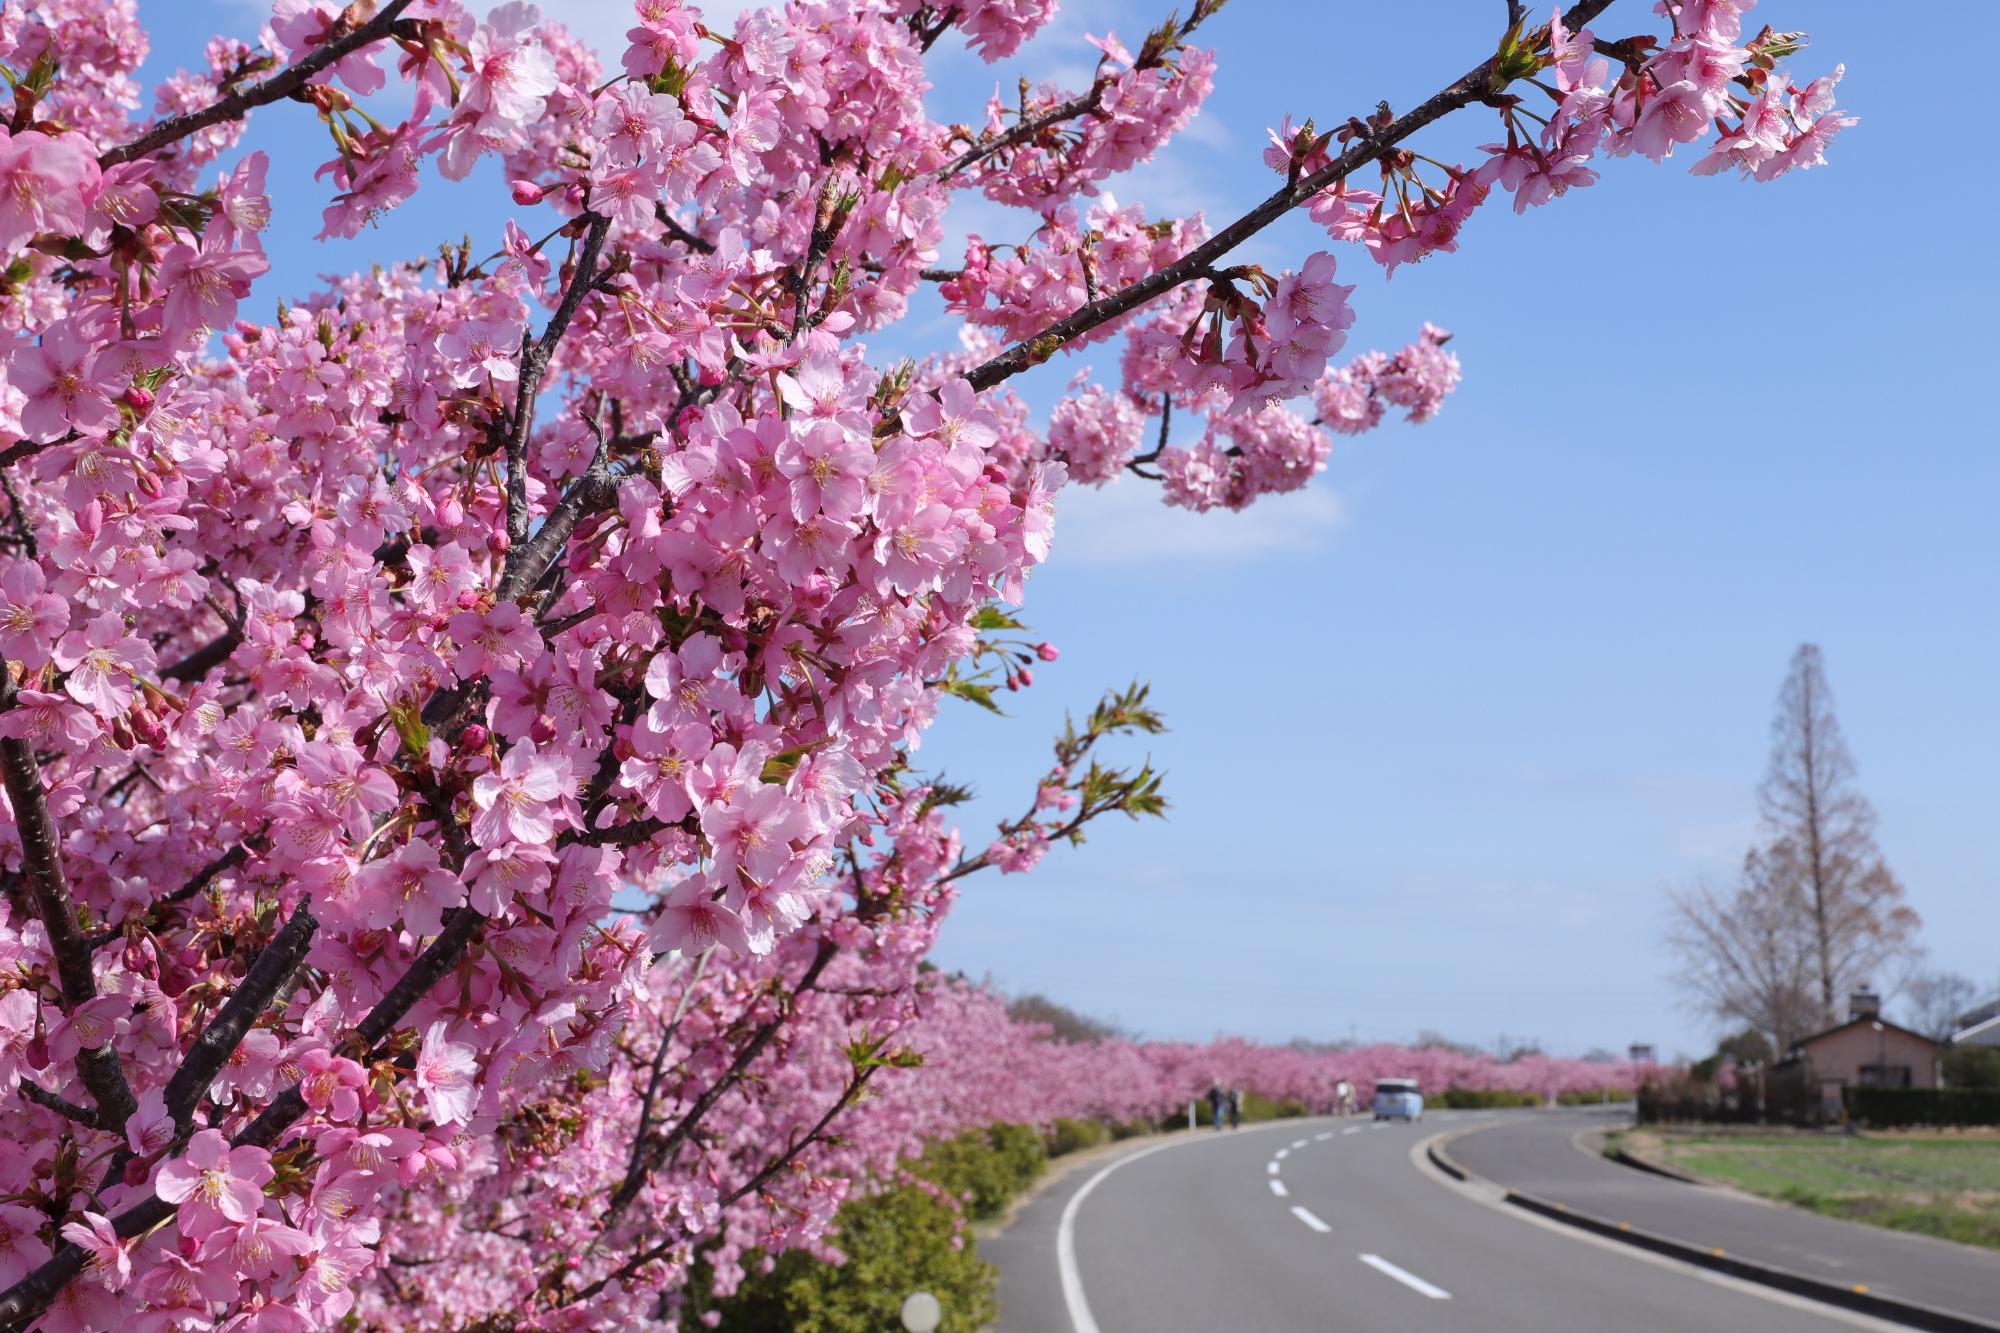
1058,1120 -> 1340,1333
1360,1253 -> 1452,1299
1270,1179 -> 1288,1198
1290,1205 -> 1333,1233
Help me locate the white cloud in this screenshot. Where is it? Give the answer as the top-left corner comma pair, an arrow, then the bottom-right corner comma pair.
1048,480 -> 1346,567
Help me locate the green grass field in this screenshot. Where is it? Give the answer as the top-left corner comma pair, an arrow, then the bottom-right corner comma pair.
1642,1132 -> 2000,1251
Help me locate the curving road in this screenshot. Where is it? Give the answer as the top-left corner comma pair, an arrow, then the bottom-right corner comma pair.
985,1109 -> 1901,1332
1451,1113 -> 2000,1325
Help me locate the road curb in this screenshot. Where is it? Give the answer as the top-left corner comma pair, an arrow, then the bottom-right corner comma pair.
1604,1143 -> 1703,1184
1427,1128 -> 2000,1333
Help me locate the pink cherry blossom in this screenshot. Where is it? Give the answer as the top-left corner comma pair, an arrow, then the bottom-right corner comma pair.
413,1021 -> 477,1127
154,1130 -> 275,1237
8,321 -> 119,440
0,561 -> 67,666
59,1212 -> 132,1292
470,741 -> 564,846
52,611 -> 156,712
0,129 -> 100,253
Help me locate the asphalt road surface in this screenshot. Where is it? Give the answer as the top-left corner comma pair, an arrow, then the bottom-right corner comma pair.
986,1109 -> 1909,1332
1451,1112 -> 2000,1324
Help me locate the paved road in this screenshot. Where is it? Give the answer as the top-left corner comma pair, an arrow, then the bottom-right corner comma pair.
987,1109 -> 1895,1331
1451,1112 -> 2000,1324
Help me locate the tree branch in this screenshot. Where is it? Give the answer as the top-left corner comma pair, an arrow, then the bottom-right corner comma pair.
15,1078 -> 97,1125
99,1 -> 418,167
0,723 -> 136,1130
505,213 -> 612,548
963,0 -> 1618,394
162,898 -> 318,1134
935,1 -> 1223,181
571,1062 -> 879,1306
600,938 -> 837,1225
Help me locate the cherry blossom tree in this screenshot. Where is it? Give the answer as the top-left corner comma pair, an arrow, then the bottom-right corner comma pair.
0,0 -> 1849,1325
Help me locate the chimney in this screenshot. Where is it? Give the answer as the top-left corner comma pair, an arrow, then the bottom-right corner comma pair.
1849,990 -> 1881,1022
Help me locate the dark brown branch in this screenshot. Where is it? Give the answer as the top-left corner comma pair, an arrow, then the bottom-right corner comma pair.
964,0 -> 1618,394
936,2 -> 1222,181
83,837 -> 260,950
573,1063 -> 878,1305
601,938 -> 837,1225
507,213 -> 613,548
15,1078 -> 96,1124
0,724 -> 136,1129
160,625 -> 241,682
100,1 -> 417,167
162,899 -> 319,1134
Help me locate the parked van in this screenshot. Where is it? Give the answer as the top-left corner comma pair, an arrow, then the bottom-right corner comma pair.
1372,1078 -> 1423,1122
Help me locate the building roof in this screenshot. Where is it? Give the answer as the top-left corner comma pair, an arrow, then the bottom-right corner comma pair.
1954,1012 -> 2000,1048
1785,1014 -> 1941,1058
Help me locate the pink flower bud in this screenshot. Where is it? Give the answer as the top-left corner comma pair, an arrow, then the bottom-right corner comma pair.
509,179 -> 549,204
1036,642 -> 1060,662
123,385 -> 155,411
1017,668 -> 1034,688
460,723 -> 490,752
436,496 -> 465,528
455,589 -> 481,610
488,531 -> 511,555
530,714 -> 556,744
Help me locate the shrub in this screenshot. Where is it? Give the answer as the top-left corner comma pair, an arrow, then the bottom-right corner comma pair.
1842,1086 -> 2000,1128
914,1124 -> 1046,1221
1048,1117 -> 1111,1157
1438,1088 -> 1540,1109
705,1185 -> 997,1333
1944,1046 -> 2000,1092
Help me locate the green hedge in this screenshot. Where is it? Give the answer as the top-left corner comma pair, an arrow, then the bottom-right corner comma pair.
1843,1086 -> 2000,1128
912,1123 -> 1046,1221
1048,1116 -> 1112,1157
704,1184 -> 997,1333
1437,1088 -> 1540,1109
1944,1047 -> 2000,1092
704,1122 -> 1058,1332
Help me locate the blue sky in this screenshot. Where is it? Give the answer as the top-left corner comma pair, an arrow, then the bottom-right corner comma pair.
141,2 -> 1999,1059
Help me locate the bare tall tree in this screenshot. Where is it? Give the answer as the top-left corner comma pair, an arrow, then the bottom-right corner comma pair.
1756,645 -> 1920,1024
1901,967 -> 1982,1040
1669,852 -> 1824,1050
1669,645 -> 1920,1048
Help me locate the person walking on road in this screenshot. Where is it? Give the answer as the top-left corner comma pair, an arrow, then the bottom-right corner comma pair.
1227,1087 -> 1243,1130
1207,1080 -> 1226,1131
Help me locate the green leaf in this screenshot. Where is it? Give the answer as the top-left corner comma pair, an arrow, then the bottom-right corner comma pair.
969,606 -> 1026,631
939,677 -> 1004,715
386,701 -> 431,758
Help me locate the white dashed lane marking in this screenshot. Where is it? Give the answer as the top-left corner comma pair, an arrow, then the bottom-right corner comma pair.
1360,1253 -> 1452,1300
1269,1179 -> 1288,1198
1290,1206 -> 1333,1233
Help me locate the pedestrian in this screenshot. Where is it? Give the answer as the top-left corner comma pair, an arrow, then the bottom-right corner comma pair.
1207,1080 -> 1226,1131
1228,1087 -> 1243,1130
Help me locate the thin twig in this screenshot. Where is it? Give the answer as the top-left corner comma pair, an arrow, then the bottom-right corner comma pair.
100,1 -> 417,167
963,0 -> 1617,394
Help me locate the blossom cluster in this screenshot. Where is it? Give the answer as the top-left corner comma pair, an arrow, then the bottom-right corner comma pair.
0,0 -> 1844,1326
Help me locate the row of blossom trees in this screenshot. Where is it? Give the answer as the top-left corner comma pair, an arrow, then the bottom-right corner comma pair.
0,0 -> 1845,1325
